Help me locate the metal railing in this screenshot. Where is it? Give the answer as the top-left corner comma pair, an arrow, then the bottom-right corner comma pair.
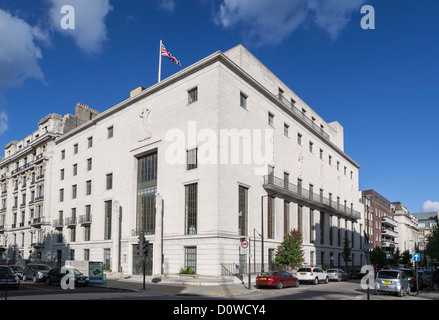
278,94 -> 330,141
264,175 -> 361,220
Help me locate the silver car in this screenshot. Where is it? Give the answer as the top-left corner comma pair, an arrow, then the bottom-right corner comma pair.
0,265 -> 20,289
326,268 -> 348,282
23,264 -> 51,283
375,270 -> 410,297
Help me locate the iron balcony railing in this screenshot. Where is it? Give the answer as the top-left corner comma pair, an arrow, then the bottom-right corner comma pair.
263,175 -> 361,220
277,94 -> 330,141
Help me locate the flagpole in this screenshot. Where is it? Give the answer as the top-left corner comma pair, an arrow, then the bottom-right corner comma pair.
158,40 -> 162,83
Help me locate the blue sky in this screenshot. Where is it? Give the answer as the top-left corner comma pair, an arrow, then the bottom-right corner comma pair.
0,0 -> 438,213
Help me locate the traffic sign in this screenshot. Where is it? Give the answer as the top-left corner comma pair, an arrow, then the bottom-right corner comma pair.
413,253 -> 420,262
240,239 -> 249,255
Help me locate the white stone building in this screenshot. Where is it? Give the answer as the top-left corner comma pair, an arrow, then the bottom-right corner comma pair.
1,45 -> 366,277
391,202 -> 419,255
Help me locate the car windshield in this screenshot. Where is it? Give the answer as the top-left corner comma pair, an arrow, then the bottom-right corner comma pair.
259,271 -> 277,276
326,269 -> 338,273
378,271 -> 399,279
11,266 -> 23,272
0,266 -> 13,274
74,270 -> 83,276
297,268 -> 311,272
35,265 -> 51,271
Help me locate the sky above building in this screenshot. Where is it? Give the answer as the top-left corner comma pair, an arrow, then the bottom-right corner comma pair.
0,0 -> 437,213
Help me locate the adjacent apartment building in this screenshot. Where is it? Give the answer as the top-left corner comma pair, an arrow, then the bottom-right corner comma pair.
391,202 -> 419,255
0,45 -> 366,277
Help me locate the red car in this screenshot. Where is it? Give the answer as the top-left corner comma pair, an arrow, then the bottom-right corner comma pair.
256,271 -> 299,289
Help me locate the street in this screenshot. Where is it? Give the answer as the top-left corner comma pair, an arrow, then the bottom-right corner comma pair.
3,278 -> 437,301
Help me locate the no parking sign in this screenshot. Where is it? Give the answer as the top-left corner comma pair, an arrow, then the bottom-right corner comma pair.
240,239 -> 249,255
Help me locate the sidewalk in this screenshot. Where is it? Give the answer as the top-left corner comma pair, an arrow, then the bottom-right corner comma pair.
91,274 -> 258,298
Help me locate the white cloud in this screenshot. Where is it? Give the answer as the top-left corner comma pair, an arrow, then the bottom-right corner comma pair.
215,0 -> 366,45
422,200 -> 439,213
154,0 -> 176,13
0,9 -> 45,89
0,111 -> 8,135
48,0 -> 113,55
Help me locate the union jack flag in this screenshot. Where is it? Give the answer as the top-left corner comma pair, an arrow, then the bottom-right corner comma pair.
161,43 -> 181,66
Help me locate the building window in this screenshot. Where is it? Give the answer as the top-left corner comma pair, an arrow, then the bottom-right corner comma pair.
60,169 -> 64,181
73,144 -> 78,154
70,228 -> 76,242
310,209 -> 315,243
60,189 -> 64,202
284,123 -> 289,137
329,155 -> 332,166
137,153 -> 157,235
87,158 -> 92,171
185,183 -> 197,235
107,126 -> 114,139
106,173 -> 113,190
61,150 -> 65,160
73,164 -> 78,176
240,92 -> 247,109
267,196 -> 275,239
309,141 -> 313,153
188,87 -> 198,104
86,180 -> 92,195
84,249 -> 90,260
284,201 -> 290,237
104,201 -> 112,240
298,205 -> 303,234
104,249 -> 111,270
238,186 -> 248,236
187,148 -> 198,170
268,112 -> 274,127
84,226 -> 90,242
320,212 -> 325,245
88,137 -> 93,148
319,149 -> 323,160
72,185 -> 77,199
185,247 -> 197,273
297,133 -> 302,145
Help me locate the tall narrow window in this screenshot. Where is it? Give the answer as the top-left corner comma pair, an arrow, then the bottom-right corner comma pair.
106,173 -> 113,190
104,200 -> 112,240
238,186 -> 248,236
137,152 -> 157,235
240,92 -> 247,109
284,201 -> 290,237
267,197 -> 275,239
185,247 -> 197,272
268,112 -> 274,127
297,205 -> 303,234
188,87 -> 198,104
310,209 -> 315,243
320,211 -> 325,245
187,148 -> 198,170
185,183 -> 197,235
107,126 -> 114,139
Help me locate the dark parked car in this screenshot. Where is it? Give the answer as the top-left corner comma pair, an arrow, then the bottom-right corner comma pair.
0,265 -> 20,289
349,269 -> 366,279
46,267 -> 89,287
22,264 -> 51,282
10,265 -> 24,279
400,268 -> 419,292
256,271 -> 299,289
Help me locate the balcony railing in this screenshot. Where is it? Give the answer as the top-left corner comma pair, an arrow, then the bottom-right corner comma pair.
78,214 -> 92,225
381,216 -> 398,228
277,94 -> 330,141
263,175 -> 361,220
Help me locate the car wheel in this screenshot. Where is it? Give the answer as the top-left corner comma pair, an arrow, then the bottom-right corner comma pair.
325,277 -> 329,284
398,288 -> 403,297
23,275 -> 27,281
46,278 -> 51,285
313,277 -> 319,285
33,275 -> 38,283
295,280 -> 299,288
277,281 -> 283,289
407,285 -> 411,296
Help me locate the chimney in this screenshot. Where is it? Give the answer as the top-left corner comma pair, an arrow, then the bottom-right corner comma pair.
130,86 -> 145,98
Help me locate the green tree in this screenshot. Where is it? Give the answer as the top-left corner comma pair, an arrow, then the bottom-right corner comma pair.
341,236 -> 352,271
400,250 -> 412,267
369,247 -> 387,267
391,248 -> 401,267
426,225 -> 439,263
274,229 -> 305,270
